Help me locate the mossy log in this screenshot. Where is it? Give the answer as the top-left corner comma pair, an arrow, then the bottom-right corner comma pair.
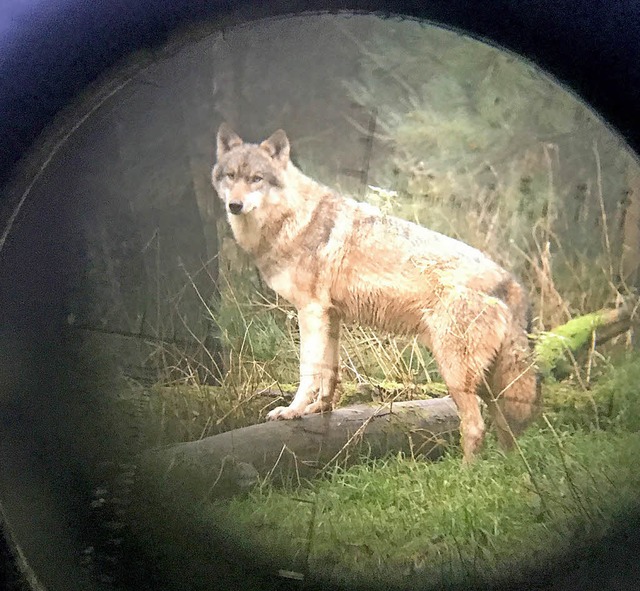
137,299 -> 635,498
535,299 -> 636,379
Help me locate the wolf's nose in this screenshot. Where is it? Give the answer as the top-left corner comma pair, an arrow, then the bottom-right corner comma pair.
228,202 -> 243,215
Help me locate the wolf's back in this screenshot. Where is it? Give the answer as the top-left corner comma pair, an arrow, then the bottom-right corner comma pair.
351,205 -> 495,267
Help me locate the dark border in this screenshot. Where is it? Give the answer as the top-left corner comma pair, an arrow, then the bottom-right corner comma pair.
1,2 -> 639,590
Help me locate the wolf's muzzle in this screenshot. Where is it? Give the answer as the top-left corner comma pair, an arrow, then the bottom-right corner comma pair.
228,201 -> 243,215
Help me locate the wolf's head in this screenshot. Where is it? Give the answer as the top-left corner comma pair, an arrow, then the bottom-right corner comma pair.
212,124 -> 290,216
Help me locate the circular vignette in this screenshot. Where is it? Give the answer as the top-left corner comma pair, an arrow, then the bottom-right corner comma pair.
1,2 -> 640,591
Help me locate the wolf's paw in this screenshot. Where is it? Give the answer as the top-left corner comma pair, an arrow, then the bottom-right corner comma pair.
266,406 -> 304,420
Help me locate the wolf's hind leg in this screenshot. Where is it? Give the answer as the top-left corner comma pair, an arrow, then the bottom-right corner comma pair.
267,303 -> 340,420
425,293 -> 509,462
481,391 -> 517,451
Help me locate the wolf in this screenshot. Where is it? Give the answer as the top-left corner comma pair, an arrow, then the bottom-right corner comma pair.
211,123 -> 541,462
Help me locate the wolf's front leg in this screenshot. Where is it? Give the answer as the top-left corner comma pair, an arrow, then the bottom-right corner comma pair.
267,303 -> 340,420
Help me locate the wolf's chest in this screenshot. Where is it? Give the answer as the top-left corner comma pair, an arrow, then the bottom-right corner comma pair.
228,216 -> 261,253
260,265 -> 300,305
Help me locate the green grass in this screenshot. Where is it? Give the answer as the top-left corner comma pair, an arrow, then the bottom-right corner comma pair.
205,354 -> 640,590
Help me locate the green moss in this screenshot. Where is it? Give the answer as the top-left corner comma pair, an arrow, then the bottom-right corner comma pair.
535,311 -> 614,379
337,381 -> 447,407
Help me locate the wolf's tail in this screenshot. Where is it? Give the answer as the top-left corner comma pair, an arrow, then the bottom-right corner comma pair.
482,284 -> 542,449
489,328 -> 541,439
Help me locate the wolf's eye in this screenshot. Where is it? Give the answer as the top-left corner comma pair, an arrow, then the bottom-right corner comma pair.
250,175 -> 263,184
225,171 -> 236,180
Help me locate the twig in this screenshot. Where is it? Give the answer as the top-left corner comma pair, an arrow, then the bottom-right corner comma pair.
593,141 -> 614,281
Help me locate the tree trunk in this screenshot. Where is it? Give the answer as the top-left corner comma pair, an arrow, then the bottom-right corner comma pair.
621,161 -> 640,289
179,43 -> 226,385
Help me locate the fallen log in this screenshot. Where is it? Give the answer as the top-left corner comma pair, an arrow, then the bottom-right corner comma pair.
535,297 -> 637,379
137,298 -> 637,499
137,398 -> 459,498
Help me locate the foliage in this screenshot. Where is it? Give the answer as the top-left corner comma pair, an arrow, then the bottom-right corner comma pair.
544,353 -> 640,433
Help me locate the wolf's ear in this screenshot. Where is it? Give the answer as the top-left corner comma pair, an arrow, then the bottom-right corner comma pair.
217,123 -> 243,157
260,129 -> 290,165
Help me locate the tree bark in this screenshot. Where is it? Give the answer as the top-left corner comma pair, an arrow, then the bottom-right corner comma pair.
621,161 -> 640,289
178,42 -> 226,385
